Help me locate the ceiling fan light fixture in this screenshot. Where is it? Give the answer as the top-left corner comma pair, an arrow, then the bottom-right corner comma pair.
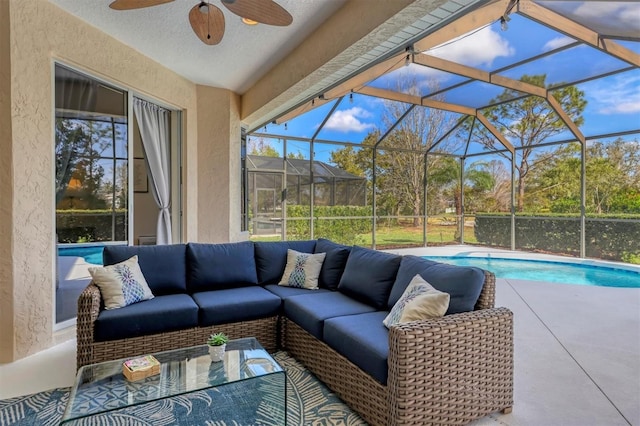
112,0 -> 290,46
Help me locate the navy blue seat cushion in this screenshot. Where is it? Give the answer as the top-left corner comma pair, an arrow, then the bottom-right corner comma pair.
284,292 -> 377,339
254,241 -> 316,285
337,246 -> 401,309
314,238 -> 351,290
103,244 -> 187,295
192,286 -> 282,326
94,294 -> 198,342
264,284 -> 331,300
324,311 -> 390,385
186,242 -> 258,292
389,255 -> 485,314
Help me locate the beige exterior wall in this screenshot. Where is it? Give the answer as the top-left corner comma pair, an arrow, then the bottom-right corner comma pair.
0,0 -> 15,363
195,86 -> 242,243
0,0 -> 422,362
0,0 -> 241,362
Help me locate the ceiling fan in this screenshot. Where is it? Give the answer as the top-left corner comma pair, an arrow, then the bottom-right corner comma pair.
109,0 -> 293,45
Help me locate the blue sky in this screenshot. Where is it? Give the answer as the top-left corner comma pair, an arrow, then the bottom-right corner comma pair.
252,2 -> 639,163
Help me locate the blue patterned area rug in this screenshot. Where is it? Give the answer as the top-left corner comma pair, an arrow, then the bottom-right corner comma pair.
0,352 -> 367,426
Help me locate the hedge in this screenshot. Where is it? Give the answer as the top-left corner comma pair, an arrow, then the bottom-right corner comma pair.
286,205 -> 371,245
57,210 -> 127,243
475,214 -> 640,262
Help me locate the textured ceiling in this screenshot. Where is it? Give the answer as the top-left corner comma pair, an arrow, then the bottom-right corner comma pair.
49,0 -> 346,93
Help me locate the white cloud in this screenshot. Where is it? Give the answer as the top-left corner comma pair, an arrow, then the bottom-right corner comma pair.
324,107 -> 375,133
370,64 -> 453,96
542,36 -> 574,52
374,27 -> 514,93
574,2 -> 640,29
425,26 -> 515,68
542,2 -> 640,35
585,74 -> 640,115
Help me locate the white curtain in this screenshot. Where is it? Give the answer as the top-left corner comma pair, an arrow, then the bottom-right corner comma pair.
133,98 -> 172,245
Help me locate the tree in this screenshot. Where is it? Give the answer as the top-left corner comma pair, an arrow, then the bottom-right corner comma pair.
529,138 -> 640,214
329,79 -> 458,225
287,151 -> 306,160
428,158 -> 496,215
477,74 -> 587,212
55,118 -> 89,205
480,160 -> 511,212
329,143 -> 370,177
248,136 -> 307,159
248,137 -> 281,157
56,118 -> 116,209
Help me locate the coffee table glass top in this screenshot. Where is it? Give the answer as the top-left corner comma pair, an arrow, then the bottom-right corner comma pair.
61,337 -> 284,424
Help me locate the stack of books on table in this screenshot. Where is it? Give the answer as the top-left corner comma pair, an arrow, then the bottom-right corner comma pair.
122,355 -> 160,381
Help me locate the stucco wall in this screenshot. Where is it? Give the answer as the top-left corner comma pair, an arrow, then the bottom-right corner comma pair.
1,0 -> 216,361
196,86 -> 242,242
0,0 -> 15,363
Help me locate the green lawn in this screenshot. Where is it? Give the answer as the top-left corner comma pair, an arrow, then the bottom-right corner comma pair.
359,224 -> 477,247
250,222 -> 478,247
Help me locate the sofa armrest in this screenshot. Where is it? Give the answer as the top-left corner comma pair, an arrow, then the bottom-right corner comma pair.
76,282 -> 102,369
387,307 -> 514,424
475,270 -> 496,310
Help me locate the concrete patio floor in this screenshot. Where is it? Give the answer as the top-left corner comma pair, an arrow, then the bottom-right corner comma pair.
392,246 -> 640,426
1,246 -> 638,425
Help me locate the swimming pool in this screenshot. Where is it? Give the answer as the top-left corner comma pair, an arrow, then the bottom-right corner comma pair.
58,246 -> 104,265
422,256 -> 640,288
57,245 -> 640,287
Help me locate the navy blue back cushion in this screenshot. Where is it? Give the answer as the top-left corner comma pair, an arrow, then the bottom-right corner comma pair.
103,244 -> 186,295
338,246 -> 401,309
186,242 -> 258,292
390,255 -> 485,314
254,240 -> 316,285
314,238 -> 351,290
388,255 -> 438,308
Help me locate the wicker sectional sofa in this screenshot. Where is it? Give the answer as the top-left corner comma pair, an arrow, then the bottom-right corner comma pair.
76,238 -> 514,425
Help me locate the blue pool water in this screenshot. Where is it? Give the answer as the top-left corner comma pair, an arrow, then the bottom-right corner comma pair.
422,256 -> 640,288
58,246 -> 104,265
58,246 -> 640,288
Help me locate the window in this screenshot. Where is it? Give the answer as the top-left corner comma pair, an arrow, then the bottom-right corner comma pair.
54,64 -> 129,325
55,64 -> 129,244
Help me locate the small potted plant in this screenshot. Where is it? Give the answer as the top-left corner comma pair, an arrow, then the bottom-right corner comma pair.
207,332 -> 229,362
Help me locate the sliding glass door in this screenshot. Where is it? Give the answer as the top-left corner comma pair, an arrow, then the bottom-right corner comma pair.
54,64 -> 129,324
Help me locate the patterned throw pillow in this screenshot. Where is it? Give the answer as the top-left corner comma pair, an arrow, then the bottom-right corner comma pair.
383,274 -> 450,328
88,255 -> 154,310
279,249 -> 327,290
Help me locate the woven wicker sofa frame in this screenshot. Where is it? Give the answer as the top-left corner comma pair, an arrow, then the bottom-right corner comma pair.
76,284 -> 280,369
77,270 -> 513,425
283,271 -> 513,425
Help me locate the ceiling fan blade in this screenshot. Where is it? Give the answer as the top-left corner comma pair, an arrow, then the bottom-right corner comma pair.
109,0 -> 174,10
189,3 -> 225,45
221,0 -> 293,27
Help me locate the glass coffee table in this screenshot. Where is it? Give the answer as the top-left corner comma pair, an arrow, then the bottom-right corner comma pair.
61,337 -> 286,424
